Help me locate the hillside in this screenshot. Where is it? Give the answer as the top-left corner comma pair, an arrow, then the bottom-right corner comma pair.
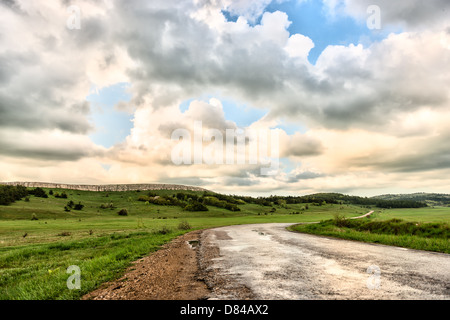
372,193 -> 450,206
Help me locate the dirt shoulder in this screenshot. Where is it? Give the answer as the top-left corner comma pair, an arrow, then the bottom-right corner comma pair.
82,230 -> 210,300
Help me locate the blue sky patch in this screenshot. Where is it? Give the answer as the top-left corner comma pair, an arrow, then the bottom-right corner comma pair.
223,0 -> 401,64
86,83 -> 133,148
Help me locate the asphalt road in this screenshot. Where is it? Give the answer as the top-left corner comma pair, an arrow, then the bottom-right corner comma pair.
201,223 -> 450,300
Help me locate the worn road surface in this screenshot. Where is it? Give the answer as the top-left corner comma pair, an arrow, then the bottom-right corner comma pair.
200,223 -> 450,300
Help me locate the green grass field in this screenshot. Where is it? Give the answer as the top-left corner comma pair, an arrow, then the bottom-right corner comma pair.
1,188 -> 449,300
0,188 -> 367,300
371,207 -> 450,223
290,208 -> 450,254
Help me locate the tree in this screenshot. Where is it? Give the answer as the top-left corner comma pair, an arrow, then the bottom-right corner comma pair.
184,201 -> 208,212
0,185 -> 28,205
29,187 -> 48,198
73,202 -> 84,210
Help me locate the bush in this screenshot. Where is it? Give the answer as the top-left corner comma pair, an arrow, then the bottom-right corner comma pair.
118,208 -> 129,216
73,202 -> 84,211
184,201 -> 208,212
333,213 -> 349,227
0,185 -> 28,205
29,187 -> 48,198
100,202 -> 115,209
55,192 -> 68,199
157,226 -> 172,235
178,220 -> 192,230
31,213 -> 38,221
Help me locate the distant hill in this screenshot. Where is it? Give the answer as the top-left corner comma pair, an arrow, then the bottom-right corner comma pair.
371,193 -> 450,206
236,192 -> 428,209
0,182 -> 208,193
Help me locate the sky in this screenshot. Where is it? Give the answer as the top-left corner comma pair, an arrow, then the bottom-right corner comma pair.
1,0 -> 450,197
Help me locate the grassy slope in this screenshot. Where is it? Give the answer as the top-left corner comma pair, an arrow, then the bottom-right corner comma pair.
289,209 -> 450,254
0,188 -> 366,300
2,188 -> 449,299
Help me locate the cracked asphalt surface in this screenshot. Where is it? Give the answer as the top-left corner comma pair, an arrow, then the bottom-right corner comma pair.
201,223 -> 450,300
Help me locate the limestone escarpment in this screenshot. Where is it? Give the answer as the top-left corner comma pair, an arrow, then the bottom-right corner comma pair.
1,182 -> 208,192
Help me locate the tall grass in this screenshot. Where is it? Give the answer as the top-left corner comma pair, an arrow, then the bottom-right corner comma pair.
0,229 -> 185,300
290,216 -> 450,254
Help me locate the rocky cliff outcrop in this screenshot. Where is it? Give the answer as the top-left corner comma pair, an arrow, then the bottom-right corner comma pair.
1,182 -> 208,192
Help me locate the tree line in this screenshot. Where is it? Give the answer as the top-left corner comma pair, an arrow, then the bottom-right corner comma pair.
138,191 -> 241,212
0,185 -> 28,205
231,193 -> 428,209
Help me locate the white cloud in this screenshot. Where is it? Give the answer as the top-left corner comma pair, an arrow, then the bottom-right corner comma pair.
285,34 -> 315,60
1,0 -> 450,196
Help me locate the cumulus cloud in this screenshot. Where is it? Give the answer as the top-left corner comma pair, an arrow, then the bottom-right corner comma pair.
1,0 -> 450,196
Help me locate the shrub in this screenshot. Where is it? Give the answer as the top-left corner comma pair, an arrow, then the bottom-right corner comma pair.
178,220 -> 192,230
55,192 -> 68,199
29,187 -> 48,198
157,226 -> 172,235
184,201 -> 208,212
31,213 -> 38,221
100,202 -> 115,209
73,202 -> 84,210
118,208 -> 128,216
333,213 -> 348,227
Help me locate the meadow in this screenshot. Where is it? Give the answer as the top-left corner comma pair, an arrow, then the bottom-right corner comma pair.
1,187 -> 448,300
0,188 -> 365,300
289,208 -> 450,254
